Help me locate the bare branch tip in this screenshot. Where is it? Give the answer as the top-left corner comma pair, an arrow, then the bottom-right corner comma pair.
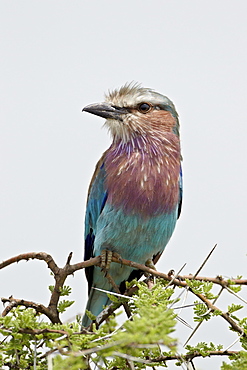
66,252 -> 73,265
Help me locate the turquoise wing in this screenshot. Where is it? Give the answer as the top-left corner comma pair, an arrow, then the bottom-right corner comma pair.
84,153 -> 107,293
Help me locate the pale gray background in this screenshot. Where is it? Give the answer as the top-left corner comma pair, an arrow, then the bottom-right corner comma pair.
1,1 -> 247,369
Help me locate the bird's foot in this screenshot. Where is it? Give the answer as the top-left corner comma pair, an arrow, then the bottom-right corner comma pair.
100,249 -> 122,275
101,249 -> 112,272
145,258 -> 156,270
145,258 -> 156,283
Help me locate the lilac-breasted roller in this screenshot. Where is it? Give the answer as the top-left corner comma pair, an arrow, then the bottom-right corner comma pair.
82,83 -> 182,327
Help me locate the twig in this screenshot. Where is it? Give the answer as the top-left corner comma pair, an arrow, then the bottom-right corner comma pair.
1,297 -> 55,322
51,345 -> 240,365
181,275 -> 247,286
150,350 -> 239,363
0,252 -> 60,274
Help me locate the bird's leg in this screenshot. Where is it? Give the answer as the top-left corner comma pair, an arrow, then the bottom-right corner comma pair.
100,249 -> 122,274
145,258 -> 156,270
104,271 -> 132,319
145,258 -> 157,285
101,252 -> 131,319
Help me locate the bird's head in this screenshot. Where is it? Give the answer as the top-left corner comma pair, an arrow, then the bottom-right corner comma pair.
82,83 -> 179,143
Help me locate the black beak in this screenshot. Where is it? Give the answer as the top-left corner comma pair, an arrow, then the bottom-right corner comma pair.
82,102 -> 128,120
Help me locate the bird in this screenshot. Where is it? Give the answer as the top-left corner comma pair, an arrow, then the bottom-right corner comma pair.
81,83 -> 182,327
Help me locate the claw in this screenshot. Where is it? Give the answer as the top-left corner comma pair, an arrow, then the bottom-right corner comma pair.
100,250 -> 106,269
114,252 -> 122,266
100,249 -> 112,274
100,250 -> 122,275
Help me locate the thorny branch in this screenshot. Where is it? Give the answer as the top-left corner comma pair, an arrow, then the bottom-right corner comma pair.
150,350 -> 240,363
1,250 -> 247,368
1,252 -> 100,324
57,346 -> 240,363
1,251 -> 247,335
1,297 -> 51,321
40,339 -> 241,367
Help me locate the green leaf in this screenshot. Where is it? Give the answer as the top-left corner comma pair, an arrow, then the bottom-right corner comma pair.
221,351 -> 247,369
49,285 -> 54,293
193,301 -> 211,322
84,309 -> 96,322
228,285 -> 242,293
228,304 -> 244,314
58,300 -> 74,313
59,285 -> 72,296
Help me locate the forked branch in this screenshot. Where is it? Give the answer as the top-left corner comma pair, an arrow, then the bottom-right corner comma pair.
1,251 -> 246,336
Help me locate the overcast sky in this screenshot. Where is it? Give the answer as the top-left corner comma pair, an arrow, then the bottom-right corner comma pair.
1,1 -> 247,369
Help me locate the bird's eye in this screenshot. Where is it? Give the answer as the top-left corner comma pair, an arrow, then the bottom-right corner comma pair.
138,103 -> 152,113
